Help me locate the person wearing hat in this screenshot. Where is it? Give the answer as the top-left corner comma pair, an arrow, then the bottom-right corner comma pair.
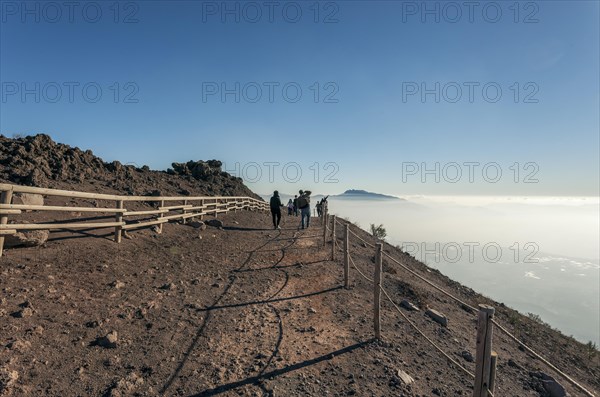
269,190 -> 283,229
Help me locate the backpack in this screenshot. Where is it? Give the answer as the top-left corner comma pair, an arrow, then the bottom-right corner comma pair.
297,196 -> 309,209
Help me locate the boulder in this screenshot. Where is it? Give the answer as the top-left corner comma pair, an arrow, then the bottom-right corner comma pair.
425,308 -> 448,327
205,219 -> 223,228
400,299 -> 420,311
95,331 -> 118,348
12,193 -> 44,209
188,220 -> 206,230
4,230 -> 49,248
397,370 -> 414,385
14,307 -> 33,318
543,379 -> 567,397
461,350 -> 474,362
531,372 -> 567,397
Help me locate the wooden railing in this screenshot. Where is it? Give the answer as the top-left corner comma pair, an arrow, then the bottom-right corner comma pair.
0,183 -> 268,256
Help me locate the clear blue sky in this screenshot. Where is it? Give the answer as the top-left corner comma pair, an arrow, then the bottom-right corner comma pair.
1,0 -> 598,196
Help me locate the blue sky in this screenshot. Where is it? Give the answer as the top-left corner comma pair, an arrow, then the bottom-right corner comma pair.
1,0 -> 598,196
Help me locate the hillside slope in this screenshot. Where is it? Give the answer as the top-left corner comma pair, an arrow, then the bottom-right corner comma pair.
0,211 -> 598,396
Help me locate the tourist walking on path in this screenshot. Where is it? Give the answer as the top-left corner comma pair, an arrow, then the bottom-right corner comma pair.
293,195 -> 299,216
287,199 -> 294,215
316,200 -> 323,217
297,190 -> 312,229
270,191 -> 283,229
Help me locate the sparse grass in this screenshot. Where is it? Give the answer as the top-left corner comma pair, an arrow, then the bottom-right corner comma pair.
527,312 -> 550,327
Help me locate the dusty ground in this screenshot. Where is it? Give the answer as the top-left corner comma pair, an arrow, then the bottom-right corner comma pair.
1,209 -> 599,396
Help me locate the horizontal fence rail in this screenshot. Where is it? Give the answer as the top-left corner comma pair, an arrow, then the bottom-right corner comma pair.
0,183 -> 268,256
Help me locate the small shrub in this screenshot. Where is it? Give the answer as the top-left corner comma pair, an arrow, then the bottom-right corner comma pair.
370,223 -> 387,240
585,341 -> 598,359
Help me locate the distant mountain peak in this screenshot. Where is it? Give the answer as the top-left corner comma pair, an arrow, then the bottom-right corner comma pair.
337,189 -> 401,200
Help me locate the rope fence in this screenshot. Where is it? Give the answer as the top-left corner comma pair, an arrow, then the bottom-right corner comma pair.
328,214 -> 596,397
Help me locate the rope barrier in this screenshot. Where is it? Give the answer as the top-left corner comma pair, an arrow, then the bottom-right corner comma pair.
383,248 -> 595,396
331,218 -> 595,397
348,228 -> 376,249
491,319 -> 596,397
382,251 -> 478,314
379,285 -> 476,379
349,253 -> 374,283
339,219 -> 476,313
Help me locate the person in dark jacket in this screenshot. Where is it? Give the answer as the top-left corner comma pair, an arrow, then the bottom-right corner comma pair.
293,195 -> 299,216
297,189 -> 312,229
270,190 -> 283,229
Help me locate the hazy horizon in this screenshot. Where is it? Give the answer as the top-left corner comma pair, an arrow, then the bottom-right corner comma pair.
321,196 -> 599,343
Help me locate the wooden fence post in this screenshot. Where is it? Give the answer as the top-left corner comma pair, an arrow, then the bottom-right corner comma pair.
182,199 -> 188,224
200,199 -> 204,220
158,200 -> 165,234
489,351 -> 498,395
114,200 -> 124,243
344,223 -> 350,289
331,215 -> 336,260
473,304 -> 495,397
374,242 -> 383,340
323,213 -> 328,246
0,188 -> 14,257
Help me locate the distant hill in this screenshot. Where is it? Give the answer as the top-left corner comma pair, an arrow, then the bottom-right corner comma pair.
262,190 -> 403,202
333,189 -> 402,200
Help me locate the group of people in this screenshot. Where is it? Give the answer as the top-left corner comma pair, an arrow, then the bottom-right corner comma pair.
269,190 -> 327,230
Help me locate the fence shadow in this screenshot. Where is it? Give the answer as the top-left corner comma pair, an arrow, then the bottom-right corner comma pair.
195,285 -> 343,312
160,229 -> 288,395
189,340 -> 373,397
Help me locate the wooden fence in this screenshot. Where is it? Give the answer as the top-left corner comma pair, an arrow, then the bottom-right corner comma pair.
0,183 -> 269,256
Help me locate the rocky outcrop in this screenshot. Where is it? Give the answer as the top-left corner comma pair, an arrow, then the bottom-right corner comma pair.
0,134 -> 261,199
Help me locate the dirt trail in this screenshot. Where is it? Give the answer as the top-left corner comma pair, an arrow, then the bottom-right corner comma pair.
1,210 -> 598,397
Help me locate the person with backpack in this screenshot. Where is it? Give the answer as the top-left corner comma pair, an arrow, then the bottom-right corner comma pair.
270,191 -> 283,229
287,199 -> 294,215
297,189 -> 312,229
